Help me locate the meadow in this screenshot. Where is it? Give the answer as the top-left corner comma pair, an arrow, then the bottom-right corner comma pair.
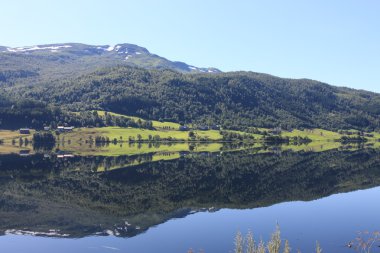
1,122 -> 380,157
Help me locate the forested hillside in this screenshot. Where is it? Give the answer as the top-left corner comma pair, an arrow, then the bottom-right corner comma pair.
5,66 -> 380,131
1,43 -> 380,131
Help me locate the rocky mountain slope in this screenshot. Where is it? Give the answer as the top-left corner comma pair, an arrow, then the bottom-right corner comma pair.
0,43 -> 220,86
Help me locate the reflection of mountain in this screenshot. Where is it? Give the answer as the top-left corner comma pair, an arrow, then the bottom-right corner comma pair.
0,149 -> 380,238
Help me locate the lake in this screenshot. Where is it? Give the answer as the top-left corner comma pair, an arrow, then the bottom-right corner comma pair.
0,146 -> 379,253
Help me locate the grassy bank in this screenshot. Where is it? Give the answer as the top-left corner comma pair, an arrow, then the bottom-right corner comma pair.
1,124 -> 380,157
1,126 -> 379,145
59,126 -> 380,143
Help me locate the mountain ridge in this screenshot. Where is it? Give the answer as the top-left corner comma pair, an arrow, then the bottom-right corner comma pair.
0,42 -> 221,75
0,42 -> 380,131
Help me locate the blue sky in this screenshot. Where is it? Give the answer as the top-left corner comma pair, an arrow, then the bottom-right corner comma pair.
1,0 -> 379,92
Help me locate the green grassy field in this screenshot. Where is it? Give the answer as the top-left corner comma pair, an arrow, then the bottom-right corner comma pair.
1,122 -> 380,157
81,110 -> 380,143
371,132 -> 380,140
228,130 -> 263,139
96,110 -> 181,130
281,128 -> 342,141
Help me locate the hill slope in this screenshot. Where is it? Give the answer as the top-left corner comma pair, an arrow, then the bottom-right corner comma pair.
6,65 -> 379,131
0,43 -> 379,131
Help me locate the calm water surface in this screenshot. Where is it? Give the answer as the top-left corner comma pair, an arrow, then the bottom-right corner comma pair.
0,148 -> 379,253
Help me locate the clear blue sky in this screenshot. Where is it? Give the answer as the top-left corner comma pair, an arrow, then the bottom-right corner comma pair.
1,0 -> 379,92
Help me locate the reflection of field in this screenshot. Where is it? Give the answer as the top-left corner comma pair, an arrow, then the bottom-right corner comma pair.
1,140 -> 379,157
96,152 -> 182,172
0,130 -> 34,155
282,141 -> 342,152
60,140 -> 379,160
0,144 -> 33,154
58,142 -> 225,156
0,130 -> 34,142
61,127 -> 223,142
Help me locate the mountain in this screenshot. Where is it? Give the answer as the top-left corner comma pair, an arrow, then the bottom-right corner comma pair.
0,43 -> 380,131
0,43 -> 220,86
6,65 -> 380,131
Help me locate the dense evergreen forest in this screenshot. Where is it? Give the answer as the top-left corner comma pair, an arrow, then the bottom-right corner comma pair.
2,66 -> 380,131
1,43 -> 380,131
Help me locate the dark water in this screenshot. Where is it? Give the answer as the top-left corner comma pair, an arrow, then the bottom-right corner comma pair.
0,148 -> 379,253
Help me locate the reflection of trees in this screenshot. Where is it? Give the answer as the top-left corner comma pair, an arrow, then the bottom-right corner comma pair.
0,149 -> 379,238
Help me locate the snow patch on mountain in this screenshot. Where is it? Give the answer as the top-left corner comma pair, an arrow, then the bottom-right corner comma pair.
5,229 -> 70,237
6,45 -> 72,53
0,43 -> 221,73
106,45 -> 115,51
